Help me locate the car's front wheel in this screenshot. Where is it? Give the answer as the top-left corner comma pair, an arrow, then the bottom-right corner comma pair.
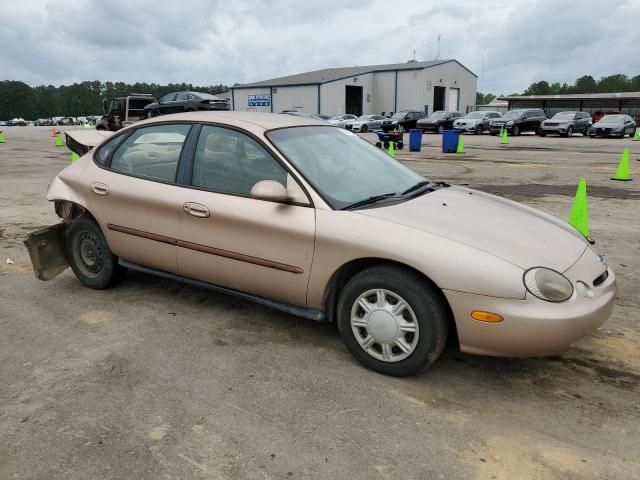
337,266 -> 449,376
361,124 -> 368,133
512,125 -> 520,136
65,216 -> 126,289
437,125 -> 444,134
146,110 -> 154,119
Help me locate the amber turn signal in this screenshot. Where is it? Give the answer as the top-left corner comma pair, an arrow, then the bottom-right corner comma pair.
471,311 -> 504,323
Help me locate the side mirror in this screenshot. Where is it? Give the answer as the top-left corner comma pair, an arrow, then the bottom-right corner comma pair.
250,180 -> 290,203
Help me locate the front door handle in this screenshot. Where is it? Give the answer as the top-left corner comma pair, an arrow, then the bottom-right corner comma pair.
90,182 -> 109,196
183,202 -> 210,218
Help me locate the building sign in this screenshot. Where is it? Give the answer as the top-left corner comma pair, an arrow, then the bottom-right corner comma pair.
248,94 -> 271,107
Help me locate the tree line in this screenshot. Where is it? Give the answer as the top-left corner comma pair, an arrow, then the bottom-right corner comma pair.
476,73 -> 640,105
0,81 -> 228,120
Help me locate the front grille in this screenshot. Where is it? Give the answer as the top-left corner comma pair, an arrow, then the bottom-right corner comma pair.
545,122 -> 558,126
593,270 -> 609,287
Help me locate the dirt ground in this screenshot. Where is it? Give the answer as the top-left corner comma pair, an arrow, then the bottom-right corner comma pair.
1,126 -> 639,480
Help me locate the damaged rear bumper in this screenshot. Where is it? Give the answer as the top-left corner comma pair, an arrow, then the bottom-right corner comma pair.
23,223 -> 69,280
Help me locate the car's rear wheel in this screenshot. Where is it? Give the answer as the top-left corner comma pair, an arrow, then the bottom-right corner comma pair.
66,216 -> 126,289
361,124 -> 368,133
337,266 -> 448,376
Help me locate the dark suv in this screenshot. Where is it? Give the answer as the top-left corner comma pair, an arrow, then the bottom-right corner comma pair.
381,110 -> 426,132
540,111 -> 592,137
490,109 -> 547,136
417,111 -> 463,133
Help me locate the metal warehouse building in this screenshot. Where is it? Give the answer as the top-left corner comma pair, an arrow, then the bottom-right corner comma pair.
230,59 -> 477,117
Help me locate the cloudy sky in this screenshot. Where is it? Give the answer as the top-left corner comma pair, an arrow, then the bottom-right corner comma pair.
1,0 -> 639,93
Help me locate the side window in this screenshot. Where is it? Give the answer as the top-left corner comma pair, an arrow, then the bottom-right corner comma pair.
160,94 -> 176,103
110,124 -> 191,182
96,134 -> 125,166
176,93 -> 189,101
192,125 -> 287,196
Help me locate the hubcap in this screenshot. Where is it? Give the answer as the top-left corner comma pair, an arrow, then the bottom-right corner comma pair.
74,232 -> 104,278
350,289 -> 419,363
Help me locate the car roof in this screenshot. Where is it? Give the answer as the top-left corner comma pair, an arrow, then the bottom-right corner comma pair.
129,111 -> 328,133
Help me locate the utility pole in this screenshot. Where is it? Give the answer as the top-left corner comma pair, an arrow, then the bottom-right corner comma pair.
435,34 -> 441,61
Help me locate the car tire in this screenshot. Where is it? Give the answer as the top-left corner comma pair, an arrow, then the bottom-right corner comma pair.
565,126 -> 573,137
490,132 -> 498,136
337,265 -> 449,377
437,125 -> 444,134
512,126 -> 520,136
146,110 -> 154,119
361,124 -> 368,133
474,125 -> 482,135
539,132 -> 546,137
65,216 -> 126,289
397,142 -> 404,150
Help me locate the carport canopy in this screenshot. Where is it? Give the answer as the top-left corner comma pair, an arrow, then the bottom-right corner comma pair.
498,92 -> 640,119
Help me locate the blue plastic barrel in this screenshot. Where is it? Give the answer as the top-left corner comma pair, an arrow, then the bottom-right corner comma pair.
409,129 -> 422,152
442,130 -> 460,153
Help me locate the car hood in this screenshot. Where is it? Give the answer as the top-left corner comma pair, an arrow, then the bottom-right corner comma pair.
594,121 -> 623,127
418,118 -> 441,124
455,118 -> 479,124
356,186 -> 588,272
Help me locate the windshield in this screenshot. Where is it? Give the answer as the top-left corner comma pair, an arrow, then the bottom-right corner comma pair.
600,115 -> 625,122
552,112 -> 576,120
267,127 -> 426,209
391,112 -> 407,119
356,115 -> 370,121
502,110 -> 524,120
329,116 -> 342,121
429,112 -> 446,119
465,112 -> 485,119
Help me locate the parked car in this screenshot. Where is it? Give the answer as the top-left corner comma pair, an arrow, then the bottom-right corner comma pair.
7,118 -> 27,126
539,111 -> 592,137
35,118 -> 54,126
489,109 -> 547,136
98,94 -> 156,131
591,110 -> 620,123
589,114 -> 636,138
344,114 -> 387,132
145,91 -> 229,118
0,121 -> 6,126
25,112 -> 616,377
453,111 -> 502,135
417,111 -> 463,133
328,114 -> 358,128
57,117 -> 76,126
381,110 -> 426,132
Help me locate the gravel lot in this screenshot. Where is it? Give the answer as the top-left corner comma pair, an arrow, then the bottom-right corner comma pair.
1,126 -> 639,480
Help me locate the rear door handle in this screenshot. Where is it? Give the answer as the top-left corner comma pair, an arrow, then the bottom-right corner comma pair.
183,202 -> 210,218
90,182 -> 109,196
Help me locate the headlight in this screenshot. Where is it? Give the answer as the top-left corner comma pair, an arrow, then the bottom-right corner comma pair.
524,267 -> 574,302
505,121 -> 513,126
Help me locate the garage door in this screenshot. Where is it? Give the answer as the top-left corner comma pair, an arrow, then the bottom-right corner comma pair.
448,88 -> 460,111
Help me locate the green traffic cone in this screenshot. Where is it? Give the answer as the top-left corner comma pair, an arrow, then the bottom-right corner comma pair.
70,151 -> 80,163
456,134 -> 464,153
633,127 -> 640,141
500,127 -> 509,144
568,178 -> 590,240
611,147 -> 632,181
388,141 -> 395,158
55,133 -> 64,147
0,131 -> 5,144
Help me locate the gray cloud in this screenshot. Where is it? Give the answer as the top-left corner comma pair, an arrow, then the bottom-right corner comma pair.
1,0 -> 638,93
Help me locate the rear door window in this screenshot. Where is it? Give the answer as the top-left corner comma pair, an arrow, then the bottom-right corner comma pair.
110,124 -> 192,182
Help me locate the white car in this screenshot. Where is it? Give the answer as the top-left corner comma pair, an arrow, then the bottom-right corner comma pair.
327,114 -> 358,128
345,115 -> 387,133
453,111 -> 502,134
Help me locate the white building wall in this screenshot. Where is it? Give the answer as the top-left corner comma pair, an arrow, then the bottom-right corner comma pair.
231,87 -> 272,112
320,73 -> 374,116
394,62 -> 477,114
372,71 -> 395,115
272,85 -> 318,113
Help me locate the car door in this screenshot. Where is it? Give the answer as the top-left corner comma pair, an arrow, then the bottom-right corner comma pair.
174,93 -> 190,113
157,94 -> 177,115
176,124 -> 316,306
88,123 -> 194,273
